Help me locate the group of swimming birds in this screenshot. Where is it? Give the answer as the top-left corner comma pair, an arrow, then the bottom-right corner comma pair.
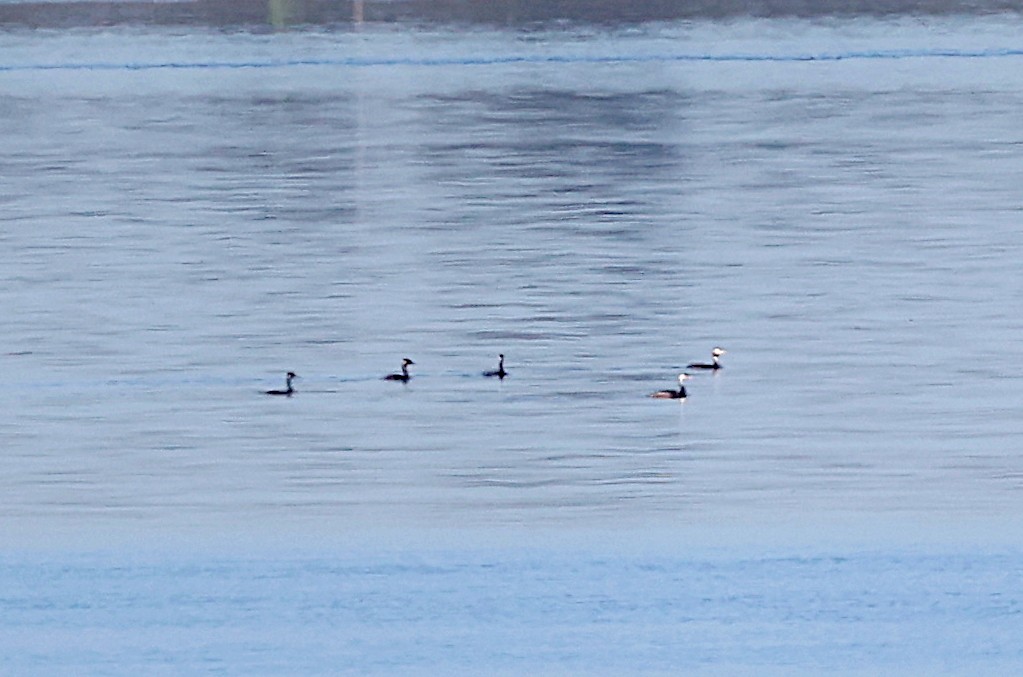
266,348 -> 725,399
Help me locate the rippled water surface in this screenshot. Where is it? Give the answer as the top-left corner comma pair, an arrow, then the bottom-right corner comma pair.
3,10 -> 1023,672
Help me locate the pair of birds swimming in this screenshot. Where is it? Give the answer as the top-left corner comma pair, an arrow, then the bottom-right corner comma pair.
383,355 -> 509,381
649,347 -> 727,400
265,354 -> 508,396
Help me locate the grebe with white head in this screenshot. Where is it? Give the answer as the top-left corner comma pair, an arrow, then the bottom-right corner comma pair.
650,373 -> 691,399
266,372 -> 297,396
483,354 -> 508,379
687,347 -> 726,370
384,358 -> 415,382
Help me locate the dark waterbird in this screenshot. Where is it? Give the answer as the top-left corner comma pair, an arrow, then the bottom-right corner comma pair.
650,373 -> 690,399
483,354 -> 508,379
266,372 -> 297,396
384,358 -> 415,382
687,347 -> 726,370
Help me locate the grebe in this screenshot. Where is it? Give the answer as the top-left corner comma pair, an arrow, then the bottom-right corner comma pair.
687,347 -> 726,370
650,373 -> 690,399
266,372 -> 297,396
483,354 -> 508,379
384,358 -> 414,382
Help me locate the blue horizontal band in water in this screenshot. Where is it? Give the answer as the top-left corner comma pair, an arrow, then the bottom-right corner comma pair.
2,47 -> 1023,72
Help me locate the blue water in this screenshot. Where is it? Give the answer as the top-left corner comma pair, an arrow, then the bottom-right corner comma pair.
4,542 -> 1022,675
3,7 -> 1023,673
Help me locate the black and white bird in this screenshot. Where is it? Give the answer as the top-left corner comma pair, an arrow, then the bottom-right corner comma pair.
384,358 -> 415,382
687,347 -> 726,370
483,354 -> 508,379
266,372 -> 297,396
650,373 -> 691,399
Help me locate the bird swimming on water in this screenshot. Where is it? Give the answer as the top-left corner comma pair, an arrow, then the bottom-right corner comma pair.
483,354 -> 508,379
687,347 -> 726,370
384,358 -> 415,382
650,373 -> 691,399
266,372 -> 297,396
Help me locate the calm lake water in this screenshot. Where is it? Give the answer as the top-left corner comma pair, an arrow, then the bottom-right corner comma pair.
2,6 -> 1023,673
